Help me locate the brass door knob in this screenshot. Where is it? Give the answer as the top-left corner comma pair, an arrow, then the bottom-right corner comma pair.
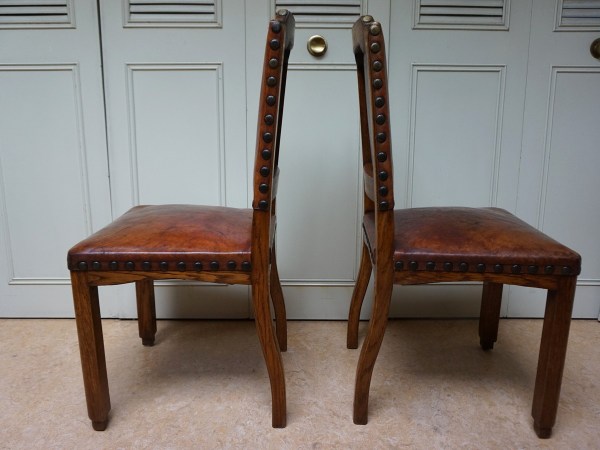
307,35 -> 327,57
591,38 -> 600,61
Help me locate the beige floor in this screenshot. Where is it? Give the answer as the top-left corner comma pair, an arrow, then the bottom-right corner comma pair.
1,318 -> 598,449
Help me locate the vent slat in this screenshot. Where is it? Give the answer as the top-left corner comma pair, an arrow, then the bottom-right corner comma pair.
0,0 -> 71,27
559,0 -> 600,28
127,0 -> 218,25
274,0 -> 362,27
416,0 -> 508,28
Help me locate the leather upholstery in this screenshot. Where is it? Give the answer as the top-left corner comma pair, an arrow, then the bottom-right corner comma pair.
363,207 -> 581,275
68,205 -> 253,272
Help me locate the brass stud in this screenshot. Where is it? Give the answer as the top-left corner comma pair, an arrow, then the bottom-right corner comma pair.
444,262 -> 453,271
92,261 -> 101,270
377,152 -> 387,162
259,183 -> 269,193
369,24 -> 381,36
512,264 -> 522,274
271,22 -> 281,33
375,96 -> 385,107
544,265 -> 554,274
270,39 -> 280,50
373,78 -> 382,89
269,58 -> 279,68
260,166 -> 270,177
376,132 -> 386,143
125,261 -> 135,270
409,261 -> 418,271
267,76 -> 277,87
375,114 -> 386,125
78,261 -> 88,270
177,262 -> 186,271
370,42 -> 380,53
262,149 -> 272,160
362,15 -> 374,23
459,262 -> 468,272
277,9 -> 288,16
378,170 -> 388,181
110,261 -> 119,270
264,114 -> 274,125
266,95 -> 276,106
142,261 -> 151,270
528,265 -> 538,274
394,261 -> 404,270
379,185 -> 388,196
372,60 -> 382,72
426,261 -> 435,271
263,132 -> 273,143
160,261 -> 168,271
379,200 -> 389,210
477,263 -> 485,273
258,200 -> 269,210
194,261 -> 203,271
227,261 -> 237,270
241,261 -> 251,271
494,264 -> 503,273
561,266 -> 572,275
210,261 -> 219,270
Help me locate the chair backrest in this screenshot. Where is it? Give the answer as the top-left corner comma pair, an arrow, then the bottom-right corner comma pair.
252,10 -> 294,214
353,16 -> 394,263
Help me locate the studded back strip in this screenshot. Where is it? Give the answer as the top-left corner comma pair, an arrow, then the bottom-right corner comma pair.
352,16 -> 394,213
252,11 -> 295,212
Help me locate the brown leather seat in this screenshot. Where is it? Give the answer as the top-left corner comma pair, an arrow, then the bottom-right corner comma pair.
347,16 -> 580,439
68,10 -> 294,430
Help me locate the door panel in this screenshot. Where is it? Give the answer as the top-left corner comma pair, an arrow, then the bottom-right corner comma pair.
513,0 -> 600,318
99,0 -> 248,318
0,1 -> 111,317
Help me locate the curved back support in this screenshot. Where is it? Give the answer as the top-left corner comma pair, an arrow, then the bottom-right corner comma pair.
252,10 -> 295,212
353,16 -> 394,265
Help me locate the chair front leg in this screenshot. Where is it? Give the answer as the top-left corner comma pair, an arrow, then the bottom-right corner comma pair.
252,278 -> 286,428
531,276 -> 576,438
347,240 -> 373,349
269,246 -> 287,351
71,271 -> 111,431
135,279 -> 157,346
353,270 -> 392,425
479,282 -> 503,350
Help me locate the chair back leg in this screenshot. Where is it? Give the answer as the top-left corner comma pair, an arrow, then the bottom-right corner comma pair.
135,279 -> 157,346
479,282 -> 503,350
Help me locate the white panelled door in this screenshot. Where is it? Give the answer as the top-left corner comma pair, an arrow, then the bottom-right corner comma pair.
99,0 -> 250,318
513,0 -> 600,319
385,0 -> 533,318
0,1 -> 111,316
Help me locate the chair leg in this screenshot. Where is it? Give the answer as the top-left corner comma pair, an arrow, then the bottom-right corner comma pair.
71,271 -> 111,431
479,282 -> 503,350
531,276 -> 576,439
135,279 -> 157,346
353,274 -> 392,424
347,241 -> 373,349
252,279 -> 286,428
269,247 -> 287,351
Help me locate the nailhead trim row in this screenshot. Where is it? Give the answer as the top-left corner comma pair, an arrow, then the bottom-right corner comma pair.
393,260 -> 575,276
74,260 -> 252,272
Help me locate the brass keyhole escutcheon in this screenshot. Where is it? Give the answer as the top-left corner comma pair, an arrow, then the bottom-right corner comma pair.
591,38 -> 600,61
307,35 -> 327,57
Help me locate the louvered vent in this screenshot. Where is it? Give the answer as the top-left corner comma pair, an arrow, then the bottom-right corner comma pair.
0,0 -> 73,28
127,1 -> 219,27
274,0 -> 363,27
558,0 -> 600,29
415,0 -> 508,29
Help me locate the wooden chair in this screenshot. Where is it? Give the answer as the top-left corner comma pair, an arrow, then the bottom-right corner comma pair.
347,16 -> 581,439
67,10 -> 294,430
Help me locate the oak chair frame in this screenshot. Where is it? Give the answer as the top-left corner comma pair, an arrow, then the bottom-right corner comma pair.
68,11 -> 295,430
347,15 -> 581,438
